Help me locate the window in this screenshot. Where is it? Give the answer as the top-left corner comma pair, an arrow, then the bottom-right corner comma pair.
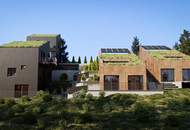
21,65 -> 26,70
104,75 -> 119,91
14,84 -> 29,98
7,68 -> 16,76
128,75 -> 143,90
161,69 -> 174,82
183,69 -> 190,81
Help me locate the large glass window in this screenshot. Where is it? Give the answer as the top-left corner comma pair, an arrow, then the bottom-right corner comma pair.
183,69 -> 190,81
104,75 -> 119,90
161,69 -> 174,82
128,75 -> 143,90
15,84 -> 29,98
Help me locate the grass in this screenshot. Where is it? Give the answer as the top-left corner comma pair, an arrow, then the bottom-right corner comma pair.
99,54 -> 143,65
0,89 -> 190,129
0,41 -> 48,48
149,50 -> 190,60
29,34 -> 59,37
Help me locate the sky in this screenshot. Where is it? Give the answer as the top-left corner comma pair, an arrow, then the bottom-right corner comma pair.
0,0 -> 190,61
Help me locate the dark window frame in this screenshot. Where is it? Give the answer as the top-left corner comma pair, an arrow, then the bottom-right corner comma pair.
161,68 -> 175,82
182,69 -> 190,81
104,75 -> 119,91
14,84 -> 29,98
128,75 -> 143,91
7,68 -> 16,77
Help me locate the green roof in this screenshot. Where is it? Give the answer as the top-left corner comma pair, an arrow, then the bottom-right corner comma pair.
0,41 -> 48,48
148,50 -> 190,60
100,54 -> 143,65
29,34 -> 59,37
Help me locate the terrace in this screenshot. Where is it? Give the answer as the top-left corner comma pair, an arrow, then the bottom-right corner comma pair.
148,50 -> 190,60
100,54 -> 143,65
0,41 -> 48,48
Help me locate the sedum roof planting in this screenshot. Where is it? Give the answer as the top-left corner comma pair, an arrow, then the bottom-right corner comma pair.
0,41 -> 48,48
148,50 -> 190,60
100,54 -> 143,65
29,34 -> 59,37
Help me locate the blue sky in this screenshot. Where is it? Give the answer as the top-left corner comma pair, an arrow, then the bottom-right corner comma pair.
0,0 -> 190,61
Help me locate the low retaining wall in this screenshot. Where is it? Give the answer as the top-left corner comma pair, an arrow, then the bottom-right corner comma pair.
68,90 -> 164,99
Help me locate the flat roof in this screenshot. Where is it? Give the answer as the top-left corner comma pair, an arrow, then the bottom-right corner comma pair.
141,45 -> 171,50
0,41 -> 48,48
148,50 -> 190,60
99,54 -> 143,65
28,34 -> 60,37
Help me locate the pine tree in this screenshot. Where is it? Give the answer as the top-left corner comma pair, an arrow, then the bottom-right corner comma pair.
178,30 -> 190,55
58,38 -> 69,63
173,42 -> 180,51
84,56 -> 87,64
72,56 -> 76,63
131,36 -> 140,55
78,56 -> 81,64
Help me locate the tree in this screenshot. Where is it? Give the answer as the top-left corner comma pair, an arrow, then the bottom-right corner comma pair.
78,56 -> 81,64
178,30 -> 190,55
72,56 -> 76,63
173,42 -> 180,51
57,38 -> 69,63
90,56 -> 93,64
84,56 -> 87,64
95,56 -> 99,71
131,36 -> 140,55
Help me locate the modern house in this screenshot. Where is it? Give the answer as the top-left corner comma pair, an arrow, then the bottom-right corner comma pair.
0,41 -> 53,98
139,45 -> 190,88
27,34 -> 79,86
27,34 -> 63,63
99,48 -> 147,91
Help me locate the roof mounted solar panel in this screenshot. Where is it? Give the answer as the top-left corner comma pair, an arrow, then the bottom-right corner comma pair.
101,48 -> 130,54
141,45 -> 171,50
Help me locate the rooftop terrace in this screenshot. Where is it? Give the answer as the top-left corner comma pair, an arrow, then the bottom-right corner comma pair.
148,50 -> 190,60
0,41 -> 48,48
100,54 -> 143,65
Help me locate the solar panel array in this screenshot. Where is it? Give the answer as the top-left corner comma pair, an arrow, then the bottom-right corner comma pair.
101,48 -> 130,53
141,46 -> 171,50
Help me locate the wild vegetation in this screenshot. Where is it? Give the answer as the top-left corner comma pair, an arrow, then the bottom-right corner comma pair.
0,89 -> 190,129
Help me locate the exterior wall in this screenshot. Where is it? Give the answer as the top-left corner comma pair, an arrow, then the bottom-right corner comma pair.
52,70 -> 79,81
0,48 -> 39,97
26,35 -> 61,49
26,35 -> 61,59
139,47 -> 190,87
99,60 -> 147,91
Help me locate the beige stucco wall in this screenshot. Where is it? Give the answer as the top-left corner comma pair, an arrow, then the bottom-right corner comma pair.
0,48 -> 39,97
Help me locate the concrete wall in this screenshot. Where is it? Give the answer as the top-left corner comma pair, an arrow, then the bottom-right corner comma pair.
0,48 -> 39,97
99,59 -> 147,91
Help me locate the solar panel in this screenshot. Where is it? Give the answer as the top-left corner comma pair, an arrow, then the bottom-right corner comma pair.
100,48 -> 130,54
142,45 -> 171,50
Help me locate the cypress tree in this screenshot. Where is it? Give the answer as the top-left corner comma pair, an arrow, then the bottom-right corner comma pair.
72,56 -> 76,63
78,56 -> 81,64
84,56 -> 87,64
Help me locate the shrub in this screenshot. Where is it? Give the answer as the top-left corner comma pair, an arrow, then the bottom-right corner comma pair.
133,102 -> 159,123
